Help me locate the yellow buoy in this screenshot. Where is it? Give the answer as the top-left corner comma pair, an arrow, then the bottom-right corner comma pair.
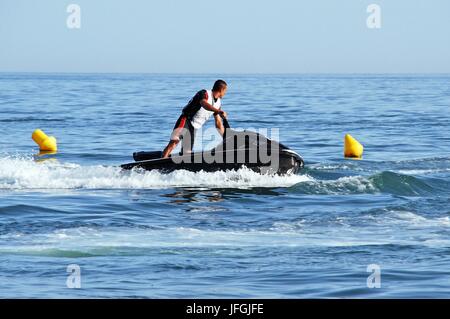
344,134 -> 363,158
32,129 -> 58,152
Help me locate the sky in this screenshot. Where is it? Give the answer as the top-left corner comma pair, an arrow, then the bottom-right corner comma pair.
0,0 -> 449,73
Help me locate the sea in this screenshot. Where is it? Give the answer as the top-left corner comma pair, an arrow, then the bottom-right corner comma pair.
0,73 -> 449,298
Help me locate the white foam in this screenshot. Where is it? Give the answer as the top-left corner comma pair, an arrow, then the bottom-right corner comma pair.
310,163 -> 364,171
386,210 -> 450,227
3,222 -> 450,256
299,175 -> 378,194
3,212 -> 450,256
0,226 -> 397,254
397,168 -> 450,175
0,156 -> 311,190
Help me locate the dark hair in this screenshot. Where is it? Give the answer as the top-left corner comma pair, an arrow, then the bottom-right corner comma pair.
212,79 -> 227,92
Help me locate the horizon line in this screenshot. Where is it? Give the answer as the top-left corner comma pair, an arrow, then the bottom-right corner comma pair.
1,71 -> 450,76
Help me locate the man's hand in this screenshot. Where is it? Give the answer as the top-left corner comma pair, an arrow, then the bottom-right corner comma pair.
219,110 -> 227,119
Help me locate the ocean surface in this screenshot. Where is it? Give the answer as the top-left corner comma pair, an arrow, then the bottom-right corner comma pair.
0,73 -> 449,298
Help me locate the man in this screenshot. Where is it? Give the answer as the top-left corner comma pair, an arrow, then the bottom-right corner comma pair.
162,79 -> 228,158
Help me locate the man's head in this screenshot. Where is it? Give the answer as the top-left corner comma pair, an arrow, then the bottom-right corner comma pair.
212,79 -> 227,98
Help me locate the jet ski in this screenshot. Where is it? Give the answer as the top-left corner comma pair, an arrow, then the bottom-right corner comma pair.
121,116 -> 304,175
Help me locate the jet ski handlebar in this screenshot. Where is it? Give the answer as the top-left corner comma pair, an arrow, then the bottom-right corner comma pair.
219,113 -> 231,130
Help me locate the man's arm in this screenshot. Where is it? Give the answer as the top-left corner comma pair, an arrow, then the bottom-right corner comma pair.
200,99 -> 223,114
214,113 -> 225,136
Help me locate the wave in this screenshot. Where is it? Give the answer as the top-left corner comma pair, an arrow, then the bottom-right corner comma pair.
291,171 -> 436,196
0,225 -> 417,257
3,216 -> 450,258
0,156 -> 310,190
0,117 -> 65,123
396,168 -> 450,175
379,210 -> 450,228
0,155 -> 446,196
389,156 -> 450,165
310,157 -> 450,176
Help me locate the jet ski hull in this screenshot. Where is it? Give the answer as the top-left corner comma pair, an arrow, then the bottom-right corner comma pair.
121,149 -> 304,175
121,129 -> 304,175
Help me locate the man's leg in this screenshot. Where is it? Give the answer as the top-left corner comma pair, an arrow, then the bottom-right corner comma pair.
180,123 -> 196,155
162,115 -> 187,158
